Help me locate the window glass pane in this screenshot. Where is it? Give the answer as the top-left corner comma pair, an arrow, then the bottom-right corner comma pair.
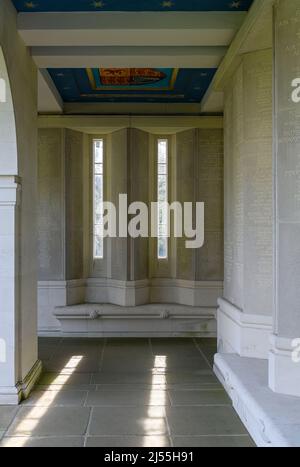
158,238 -> 168,259
157,140 -> 168,259
158,163 -> 167,175
94,140 -> 104,259
95,141 -> 103,163
94,235 -> 103,259
158,204 -> 168,225
158,141 -> 167,163
158,175 -> 167,201
95,163 -> 103,175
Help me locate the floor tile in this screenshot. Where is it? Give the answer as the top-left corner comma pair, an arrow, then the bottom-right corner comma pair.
89,407 -> 168,436
101,357 -> 155,373
7,407 -> 91,437
92,372 -> 166,385
167,382 -> 222,390
97,384 -> 166,391
36,384 -> 95,392
161,357 -> 211,372
38,337 -> 62,346
169,389 -> 230,406
165,371 -> 217,385
86,436 -> 171,447
38,344 -> 58,361
38,372 -> 92,387
167,406 -> 248,436
0,338 -> 254,448
86,390 -> 170,407
22,390 -> 87,407
59,338 -> 104,346
0,436 -> 84,448
0,407 -> 19,431
43,356 -> 101,373
195,338 -> 217,348
199,348 -> 216,366
173,436 -> 255,447
106,338 -> 150,348
151,339 -> 200,357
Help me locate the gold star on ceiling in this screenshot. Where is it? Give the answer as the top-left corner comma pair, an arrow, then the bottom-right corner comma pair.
162,1 -> 175,8
92,1 -> 105,8
25,1 -> 38,8
229,1 -> 241,8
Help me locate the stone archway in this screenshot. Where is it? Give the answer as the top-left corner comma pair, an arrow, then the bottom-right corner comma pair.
0,0 -> 40,405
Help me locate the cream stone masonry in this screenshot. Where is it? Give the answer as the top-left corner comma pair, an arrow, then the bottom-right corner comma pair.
219,48 -> 273,359
37,124 -> 224,336
269,0 -> 300,398
0,0 -> 40,404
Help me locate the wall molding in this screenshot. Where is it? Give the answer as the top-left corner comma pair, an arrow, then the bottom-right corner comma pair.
217,297 -> 272,359
214,353 -> 300,447
269,334 -> 300,398
86,278 -> 150,306
0,360 -> 42,405
0,175 -> 21,206
37,115 -> 223,135
38,278 -> 223,335
54,303 -> 216,337
38,280 -> 86,333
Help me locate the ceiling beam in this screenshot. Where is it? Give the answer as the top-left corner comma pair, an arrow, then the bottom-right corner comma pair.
62,102 -> 203,117
31,45 -> 227,68
18,12 -> 246,47
207,0 -> 274,92
201,0 -> 273,113
38,70 -> 63,113
37,115 -> 223,134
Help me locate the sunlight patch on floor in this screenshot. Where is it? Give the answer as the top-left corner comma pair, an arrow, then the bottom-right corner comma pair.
2,356 -> 83,447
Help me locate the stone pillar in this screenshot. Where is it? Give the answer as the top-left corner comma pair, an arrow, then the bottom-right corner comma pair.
269,0 -> 300,397
218,48 -> 273,360
38,128 -> 86,332
0,177 -> 21,403
0,0 -> 41,400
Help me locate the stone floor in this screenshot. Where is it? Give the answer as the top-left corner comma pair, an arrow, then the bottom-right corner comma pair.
0,338 -> 254,447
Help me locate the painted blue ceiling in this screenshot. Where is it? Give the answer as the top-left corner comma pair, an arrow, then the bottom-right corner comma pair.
48,68 -> 217,104
13,0 -> 253,13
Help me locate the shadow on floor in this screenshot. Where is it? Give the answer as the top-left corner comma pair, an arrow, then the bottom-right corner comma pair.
0,338 -> 255,447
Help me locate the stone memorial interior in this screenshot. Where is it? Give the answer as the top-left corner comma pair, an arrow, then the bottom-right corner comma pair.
0,0 -> 300,448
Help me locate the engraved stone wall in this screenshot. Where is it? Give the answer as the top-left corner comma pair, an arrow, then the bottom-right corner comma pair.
243,49 -> 273,316
65,129 -> 84,280
38,129 -> 64,280
275,0 -> 300,337
196,128 -> 224,281
224,63 -> 244,309
224,49 -> 273,316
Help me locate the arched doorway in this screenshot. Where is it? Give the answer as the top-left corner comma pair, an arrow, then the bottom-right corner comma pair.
0,19 -> 40,404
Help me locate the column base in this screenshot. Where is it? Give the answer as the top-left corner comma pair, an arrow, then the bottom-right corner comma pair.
269,335 -> 300,397
214,353 -> 300,447
0,360 -> 42,405
217,298 -> 272,359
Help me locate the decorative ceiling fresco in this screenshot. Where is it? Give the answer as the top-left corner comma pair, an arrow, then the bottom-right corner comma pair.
47,68 -> 217,103
13,1 -> 253,13
13,1 -> 254,106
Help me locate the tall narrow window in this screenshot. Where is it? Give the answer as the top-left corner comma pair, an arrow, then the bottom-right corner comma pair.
157,139 -> 168,259
93,139 -> 104,259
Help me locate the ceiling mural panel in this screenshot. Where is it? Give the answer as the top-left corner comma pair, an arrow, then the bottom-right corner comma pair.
13,0 -> 253,12
13,1 -> 254,110
47,68 -> 217,103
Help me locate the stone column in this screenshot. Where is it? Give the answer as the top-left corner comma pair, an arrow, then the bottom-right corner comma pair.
269,0 -> 300,397
0,3 -> 40,401
218,48 -> 273,360
0,177 -> 21,403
